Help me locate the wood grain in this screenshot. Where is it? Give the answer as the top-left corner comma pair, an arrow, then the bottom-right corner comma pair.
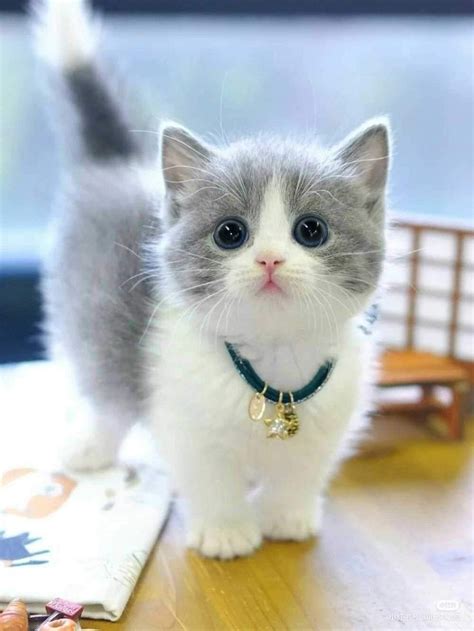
90,420 -> 474,631
379,350 -> 468,387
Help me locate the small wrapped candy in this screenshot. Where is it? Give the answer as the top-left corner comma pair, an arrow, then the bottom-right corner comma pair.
45,600 -> 83,621
0,599 -> 28,631
39,599 -> 84,631
39,619 -> 77,631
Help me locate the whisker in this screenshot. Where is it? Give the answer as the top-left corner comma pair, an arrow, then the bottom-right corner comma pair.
307,287 -> 338,343
311,278 -> 361,315
200,288 -> 229,346
219,72 -> 231,147
129,128 -> 160,136
128,273 -> 158,293
162,163 -> 243,206
114,242 -> 144,260
161,133 -> 211,162
140,279 -> 225,344
120,269 -> 154,288
341,155 -> 389,168
322,248 -> 385,259
389,248 -> 424,261
179,185 -> 231,202
166,247 -> 222,265
305,269 -> 378,290
172,286 -> 229,333
223,293 -> 236,337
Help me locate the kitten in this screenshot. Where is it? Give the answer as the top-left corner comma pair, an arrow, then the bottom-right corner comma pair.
33,0 -> 389,558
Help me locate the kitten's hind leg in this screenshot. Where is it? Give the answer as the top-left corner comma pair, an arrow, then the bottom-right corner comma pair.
59,396 -> 133,471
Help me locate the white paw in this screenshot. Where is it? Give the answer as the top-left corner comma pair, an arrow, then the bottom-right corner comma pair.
261,507 -> 322,541
58,416 -> 120,472
187,520 -> 262,559
60,433 -> 118,471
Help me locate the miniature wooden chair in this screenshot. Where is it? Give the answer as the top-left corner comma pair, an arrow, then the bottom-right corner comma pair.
377,219 -> 473,439
378,350 -> 469,439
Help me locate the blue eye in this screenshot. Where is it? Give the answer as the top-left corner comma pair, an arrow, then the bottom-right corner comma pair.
293,215 -> 328,248
213,217 -> 248,250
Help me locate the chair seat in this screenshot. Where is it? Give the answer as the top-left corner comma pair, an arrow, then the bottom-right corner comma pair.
379,350 -> 468,388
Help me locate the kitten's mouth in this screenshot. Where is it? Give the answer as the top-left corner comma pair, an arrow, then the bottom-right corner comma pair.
259,278 -> 283,294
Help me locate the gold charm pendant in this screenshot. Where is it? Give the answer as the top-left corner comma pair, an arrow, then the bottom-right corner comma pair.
264,394 -> 291,440
263,393 -> 299,439
249,389 -> 299,440
283,399 -> 300,436
248,385 -> 267,421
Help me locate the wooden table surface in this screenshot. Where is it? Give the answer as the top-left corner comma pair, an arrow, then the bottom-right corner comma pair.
90,419 -> 473,631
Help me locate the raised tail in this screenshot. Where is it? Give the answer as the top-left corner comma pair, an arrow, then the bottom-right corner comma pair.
31,0 -> 140,161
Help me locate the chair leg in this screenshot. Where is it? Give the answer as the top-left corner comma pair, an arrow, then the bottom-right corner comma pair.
442,383 -> 467,440
421,385 -> 436,406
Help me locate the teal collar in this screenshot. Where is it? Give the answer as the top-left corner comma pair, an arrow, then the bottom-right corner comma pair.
225,342 -> 335,405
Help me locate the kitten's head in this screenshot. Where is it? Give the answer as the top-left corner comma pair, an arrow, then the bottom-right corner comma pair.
156,119 -> 390,344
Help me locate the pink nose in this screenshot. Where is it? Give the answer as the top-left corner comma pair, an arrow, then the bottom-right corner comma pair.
256,256 -> 285,276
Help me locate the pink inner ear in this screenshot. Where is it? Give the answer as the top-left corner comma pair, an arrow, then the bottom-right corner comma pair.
336,121 -> 390,193
356,135 -> 389,192
161,124 -> 212,192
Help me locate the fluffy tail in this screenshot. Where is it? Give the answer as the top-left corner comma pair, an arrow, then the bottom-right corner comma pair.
31,0 -> 139,161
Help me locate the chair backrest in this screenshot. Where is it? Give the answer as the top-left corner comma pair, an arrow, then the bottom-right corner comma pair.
378,217 -> 474,367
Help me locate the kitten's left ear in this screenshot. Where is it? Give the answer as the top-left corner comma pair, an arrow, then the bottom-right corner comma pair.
334,117 -> 391,201
160,123 -> 214,195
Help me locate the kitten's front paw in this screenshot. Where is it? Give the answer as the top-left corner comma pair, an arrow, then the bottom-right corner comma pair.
187,520 -> 262,559
58,422 -> 119,471
261,506 -> 322,541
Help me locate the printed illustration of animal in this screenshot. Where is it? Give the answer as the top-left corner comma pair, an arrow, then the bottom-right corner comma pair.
0,530 -> 50,567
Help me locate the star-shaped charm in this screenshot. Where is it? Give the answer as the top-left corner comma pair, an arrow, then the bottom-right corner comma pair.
264,417 -> 289,440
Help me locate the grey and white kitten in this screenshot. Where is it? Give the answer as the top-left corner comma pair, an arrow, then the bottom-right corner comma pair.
34,0 -> 389,558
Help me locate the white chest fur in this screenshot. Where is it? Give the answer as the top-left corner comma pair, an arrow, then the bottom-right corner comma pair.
145,308 -> 372,472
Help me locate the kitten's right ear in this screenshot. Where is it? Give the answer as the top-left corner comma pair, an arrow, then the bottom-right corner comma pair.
160,123 -> 213,195
333,118 -> 390,201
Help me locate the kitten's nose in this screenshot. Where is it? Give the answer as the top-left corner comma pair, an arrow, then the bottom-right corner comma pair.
256,255 -> 285,275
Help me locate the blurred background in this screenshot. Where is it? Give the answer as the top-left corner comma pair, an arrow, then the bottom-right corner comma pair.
0,0 -> 473,362
0,6 -> 473,624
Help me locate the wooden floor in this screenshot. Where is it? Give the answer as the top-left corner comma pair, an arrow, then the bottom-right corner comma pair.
91,418 -> 473,631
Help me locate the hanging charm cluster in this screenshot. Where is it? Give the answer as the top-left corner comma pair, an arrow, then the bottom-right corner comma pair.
248,388 -> 300,440
227,341 -> 333,442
